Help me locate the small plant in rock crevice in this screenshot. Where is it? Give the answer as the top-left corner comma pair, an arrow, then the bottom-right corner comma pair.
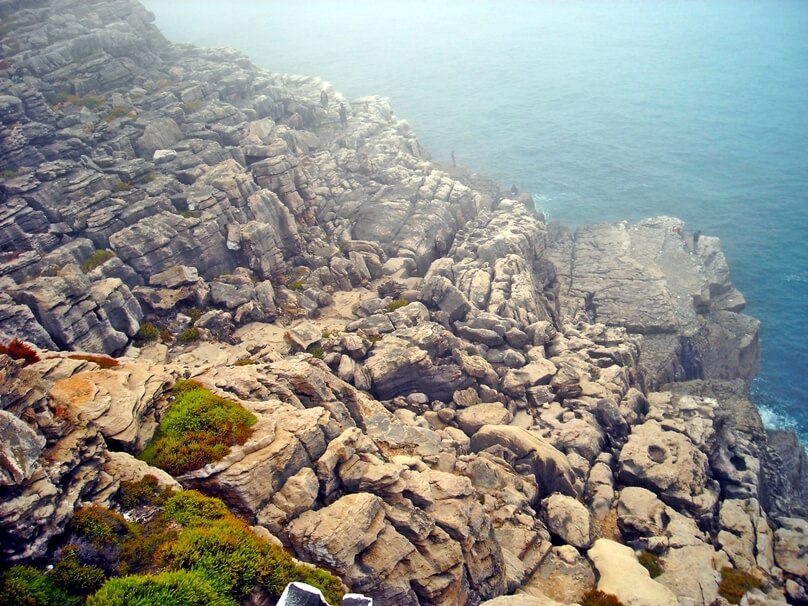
580,589 -> 625,606
718,567 -> 762,605
81,249 -> 115,272
0,338 -> 40,366
638,550 -> 663,578
386,298 -> 408,312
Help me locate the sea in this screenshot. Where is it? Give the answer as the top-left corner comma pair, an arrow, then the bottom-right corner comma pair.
141,0 -> 808,444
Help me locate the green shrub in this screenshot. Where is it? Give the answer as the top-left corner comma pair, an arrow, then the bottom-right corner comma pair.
139,381 -> 256,475
0,565 -> 80,606
288,279 -> 305,291
164,490 -> 230,526
186,307 -> 204,323
157,508 -> 343,604
386,298 -> 408,312
114,181 -> 133,192
118,518 -> 178,576
178,210 -> 198,219
118,475 -> 167,510
177,327 -> 200,343
234,357 -> 255,366
81,249 -> 115,272
50,545 -> 107,596
580,589 -> 625,606
136,322 -> 159,342
0,169 -> 17,180
182,101 -> 202,114
367,334 -> 382,344
70,506 -> 130,549
87,570 -> 234,606
638,550 -> 662,578
157,517 -> 266,599
718,567 -> 762,605
105,106 -> 130,121
74,94 -> 104,109
307,345 -> 324,359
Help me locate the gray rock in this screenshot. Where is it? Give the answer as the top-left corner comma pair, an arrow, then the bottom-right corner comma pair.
542,493 -> 592,548
0,411 -> 46,486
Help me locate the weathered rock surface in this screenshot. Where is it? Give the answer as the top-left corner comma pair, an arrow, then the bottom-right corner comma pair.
0,1 -> 805,605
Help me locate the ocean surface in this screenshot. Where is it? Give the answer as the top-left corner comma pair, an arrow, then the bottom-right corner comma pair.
142,0 -> 808,443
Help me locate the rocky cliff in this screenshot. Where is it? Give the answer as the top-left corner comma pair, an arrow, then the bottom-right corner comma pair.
0,1 -> 806,605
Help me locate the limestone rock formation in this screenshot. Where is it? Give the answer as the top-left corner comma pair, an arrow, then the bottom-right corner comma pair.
0,1 -> 805,604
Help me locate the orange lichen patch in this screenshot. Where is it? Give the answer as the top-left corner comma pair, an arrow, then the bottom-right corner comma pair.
49,374 -> 100,411
68,354 -> 119,369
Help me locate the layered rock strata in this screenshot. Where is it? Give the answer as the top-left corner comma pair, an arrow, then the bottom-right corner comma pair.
0,1 -> 806,605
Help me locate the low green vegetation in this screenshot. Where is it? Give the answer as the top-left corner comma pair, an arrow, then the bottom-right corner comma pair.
307,345 -> 324,359
580,589 -> 625,606
385,298 -> 409,312
637,550 -> 662,578
113,181 -> 133,192
135,322 -> 159,342
118,475 -> 167,510
0,484 -> 344,606
81,249 -> 115,272
88,571 -> 231,606
186,307 -> 204,323
0,169 -> 17,180
104,106 -> 130,121
139,380 -> 256,475
0,565 -> 82,606
182,100 -> 201,114
288,279 -> 305,291
177,327 -> 200,343
234,357 -> 256,366
718,567 -> 762,604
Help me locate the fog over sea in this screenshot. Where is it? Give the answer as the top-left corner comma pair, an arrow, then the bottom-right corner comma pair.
142,0 -> 808,443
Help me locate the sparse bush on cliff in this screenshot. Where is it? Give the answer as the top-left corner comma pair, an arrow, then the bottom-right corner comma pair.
288,279 -> 305,291
139,380 -> 256,475
0,338 -> 40,366
81,249 -> 115,272
87,570 -> 233,606
0,169 -> 17,180
386,298 -> 408,312
177,327 -> 201,343
234,357 -> 256,366
638,550 -> 663,578
182,100 -> 202,114
104,106 -> 130,121
718,567 -> 762,604
113,181 -> 133,192
135,322 -> 159,342
307,345 -> 324,359
580,589 -> 625,606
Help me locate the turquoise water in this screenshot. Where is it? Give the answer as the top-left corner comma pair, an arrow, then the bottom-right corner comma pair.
142,0 -> 808,442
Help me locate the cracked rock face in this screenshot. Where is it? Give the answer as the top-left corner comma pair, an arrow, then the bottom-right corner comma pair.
0,1 -> 805,604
